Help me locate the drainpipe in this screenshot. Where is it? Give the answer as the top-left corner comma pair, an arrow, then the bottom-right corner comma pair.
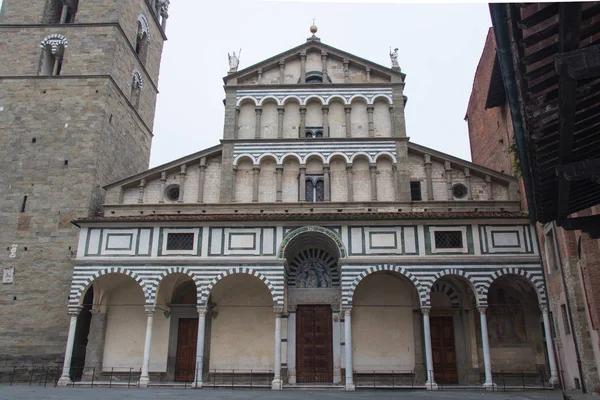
489,4 -> 586,393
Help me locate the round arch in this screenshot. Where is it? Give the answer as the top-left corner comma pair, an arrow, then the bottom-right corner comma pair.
278,225 -> 346,259
257,153 -> 278,165
350,152 -> 373,164
200,267 -> 281,306
70,268 -> 147,306
303,152 -> 327,164
425,268 -> 483,306
483,268 -> 546,305
236,96 -> 258,107
258,95 -> 280,106
349,94 -> 369,104
344,264 -> 425,306
149,267 -> 201,304
233,154 -> 256,167
326,152 -> 351,164
325,95 -> 347,106
374,151 -> 397,164
282,95 -> 302,105
431,281 -> 461,308
303,95 -> 325,106
372,94 -> 393,105
280,152 -> 302,165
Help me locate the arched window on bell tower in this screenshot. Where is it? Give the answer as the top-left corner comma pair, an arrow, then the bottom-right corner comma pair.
135,15 -> 150,65
39,34 -> 68,76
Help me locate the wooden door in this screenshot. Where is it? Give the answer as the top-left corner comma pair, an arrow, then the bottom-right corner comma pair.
175,318 -> 198,382
431,316 -> 458,384
296,305 -> 333,383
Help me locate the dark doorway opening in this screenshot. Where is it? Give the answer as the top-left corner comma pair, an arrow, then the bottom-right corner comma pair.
296,305 -> 333,383
70,286 -> 93,381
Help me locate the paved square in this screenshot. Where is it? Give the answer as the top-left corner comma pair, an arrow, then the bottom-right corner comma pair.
0,387 -> 564,400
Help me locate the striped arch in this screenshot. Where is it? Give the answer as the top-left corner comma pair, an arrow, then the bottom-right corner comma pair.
258,95 -> 280,106
147,267 -> 201,304
374,151 -> 398,164
425,268 -> 483,306
326,152 -> 351,164
200,267 -> 281,306
303,152 -> 327,164
482,267 -> 546,304
349,94 -> 369,104
325,95 -> 347,105
70,267 -> 147,305
350,151 -> 373,163
278,225 -> 347,259
371,94 -> 393,105
431,282 -> 460,308
303,95 -> 325,106
257,153 -> 278,165
40,34 -> 68,55
282,95 -> 302,105
233,154 -> 256,166
344,264 -> 426,306
236,96 -> 258,107
280,152 -> 302,164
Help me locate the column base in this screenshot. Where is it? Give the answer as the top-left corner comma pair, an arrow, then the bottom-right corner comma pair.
549,375 -> 559,387
139,376 -> 151,388
192,381 -> 203,389
288,375 -> 296,384
425,381 -> 438,390
345,382 -> 356,391
482,382 -> 497,390
271,378 -> 283,390
57,376 -> 72,387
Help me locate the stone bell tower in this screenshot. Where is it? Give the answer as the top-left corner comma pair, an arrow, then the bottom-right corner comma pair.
0,0 -> 169,364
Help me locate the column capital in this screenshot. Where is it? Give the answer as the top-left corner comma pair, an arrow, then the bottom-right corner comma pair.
343,58 -> 349,66
139,178 -> 146,187
144,305 -> 156,314
420,306 -> 431,316
342,306 -> 352,315
277,106 -> 285,113
485,175 -> 492,183
160,171 -> 167,181
392,164 -> 398,171
323,165 -> 330,172
255,107 -> 263,114
235,106 -> 240,113
540,303 -> 549,313
464,168 -> 470,177
67,305 -> 83,316
366,66 -> 371,72
299,165 -> 307,171
279,59 -> 285,67
232,166 -> 238,173
179,164 -> 187,175
344,105 -> 352,113
346,165 -> 353,172
444,160 -> 452,171
253,166 -> 261,173
366,105 -> 375,113
299,106 -> 307,114
275,164 -> 284,173
477,306 -> 488,314
274,306 -> 284,316
389,104 -> 395,111
369,164 -> 377,172
322,105 -> 329,112
300,51 -> 306,59
197,306 -> 208,316
424,153 -> 432,164
321,50 -> 328,57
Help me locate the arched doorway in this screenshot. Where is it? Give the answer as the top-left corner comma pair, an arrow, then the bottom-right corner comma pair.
284,227 -> 342,384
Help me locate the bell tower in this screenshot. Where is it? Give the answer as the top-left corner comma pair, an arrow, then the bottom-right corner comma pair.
0,0 -> 169,363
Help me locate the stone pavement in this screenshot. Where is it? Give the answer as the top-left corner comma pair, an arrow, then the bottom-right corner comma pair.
0,387 -> 565,400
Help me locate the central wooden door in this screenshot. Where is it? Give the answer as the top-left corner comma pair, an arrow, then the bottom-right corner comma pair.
431,316 -> 458,384
175,318 -> 198,382
296,305 -> 333,383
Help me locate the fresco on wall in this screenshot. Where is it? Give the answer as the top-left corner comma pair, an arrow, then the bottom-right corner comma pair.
295,258 -> 332,288
487,304 -> 528,344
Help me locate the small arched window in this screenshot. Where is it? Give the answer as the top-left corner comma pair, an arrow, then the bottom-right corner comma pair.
39,34 -> 68,76
131,70 -> 143,109
135,15 -> 150,64
305,176 -> 325,202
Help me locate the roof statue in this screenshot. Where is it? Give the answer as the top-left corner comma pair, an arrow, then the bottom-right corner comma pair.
389,47 -> 400,69
228,49 -> 241,73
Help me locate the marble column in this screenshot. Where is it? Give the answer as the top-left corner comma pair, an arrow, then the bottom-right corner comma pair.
366,67 -> 371,83
299,166 -> 306,202
445,161 -> 453,201
252,166 -> 260,202
158,171 -> 167,203
541,304 -> 559,386
344,106 -> 352,138
231,167 -> 238,203
254,107 -> 262,139
421,307 -> 438,390
344,308 -> 355,391
322,106 -> 329,137
343,59 -> 350,83
139,305 -> 155,387
321,51 -> 328,82
486,175 -> 494,200
478,306 -> 495,389
277,107 -> 284,139
346,165 -> 353,202
192,307 -> 207,388
300,52 -> 306,83
324,166 -> 331,201
279,60 -> 285,83
389,105 -> 396,137
275,165 -> 283,202
332,311 -> 341,384
177,164 -> 187,203
287,310 -> 297,384
57,306 -> 82,386
60,4 -> 69,23
370,164 -> 378,201
367,106 -> 375,137
138,178 -> 146,204
197,158 -> 206,203
258,68 -> 263,84
234,107 -> 240,139
465,168 -> 473,200
299,107 -> 307,137
424,154 -> 434,201
392,165 -> 400,201
272,307 -> 283,390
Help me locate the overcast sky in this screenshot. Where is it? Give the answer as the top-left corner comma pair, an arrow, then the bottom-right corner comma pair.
151,1 -> 492,167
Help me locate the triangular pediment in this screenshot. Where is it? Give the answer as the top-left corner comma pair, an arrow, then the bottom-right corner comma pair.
225,38 -> 405,85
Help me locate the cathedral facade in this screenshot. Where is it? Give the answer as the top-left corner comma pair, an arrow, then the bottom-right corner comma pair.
49,27 -> 554,390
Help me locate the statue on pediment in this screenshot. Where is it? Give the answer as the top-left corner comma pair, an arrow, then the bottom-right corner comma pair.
228,49 -> 241,73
